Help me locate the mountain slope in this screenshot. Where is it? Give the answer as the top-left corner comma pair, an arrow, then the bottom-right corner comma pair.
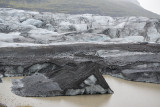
0,0 -> 159,18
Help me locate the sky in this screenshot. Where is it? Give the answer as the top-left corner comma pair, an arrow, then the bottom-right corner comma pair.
138,0 -> 160,15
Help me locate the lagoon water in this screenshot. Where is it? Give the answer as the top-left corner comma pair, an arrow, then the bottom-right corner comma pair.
0,75 -> 160,107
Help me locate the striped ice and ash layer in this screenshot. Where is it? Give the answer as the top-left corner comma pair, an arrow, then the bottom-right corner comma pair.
66,75 -> 112,95
0,8 -> 160,47
11,62 -> 113,97
0,45 -> 160,84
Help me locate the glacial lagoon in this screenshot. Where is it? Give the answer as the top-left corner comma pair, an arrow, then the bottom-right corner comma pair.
0,75 -> 160,107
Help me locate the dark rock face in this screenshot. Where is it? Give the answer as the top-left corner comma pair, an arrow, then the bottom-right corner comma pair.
11,62 -> 113,97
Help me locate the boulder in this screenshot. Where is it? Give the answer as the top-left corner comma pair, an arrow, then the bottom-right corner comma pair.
11,62 -> 113,97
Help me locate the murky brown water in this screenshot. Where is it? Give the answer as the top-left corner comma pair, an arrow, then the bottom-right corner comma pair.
0,75 -> 160,107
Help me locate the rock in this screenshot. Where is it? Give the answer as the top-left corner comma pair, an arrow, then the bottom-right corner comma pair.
11,62 -> 113,97
22,18 -> 44,28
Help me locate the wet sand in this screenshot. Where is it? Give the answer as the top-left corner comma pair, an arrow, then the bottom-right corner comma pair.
0,75 -> 160,107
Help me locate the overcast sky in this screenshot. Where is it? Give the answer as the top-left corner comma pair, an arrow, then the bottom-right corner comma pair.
138,0 -> 160,15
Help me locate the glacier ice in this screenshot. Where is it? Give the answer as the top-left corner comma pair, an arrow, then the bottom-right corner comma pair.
0,8 -> 160,47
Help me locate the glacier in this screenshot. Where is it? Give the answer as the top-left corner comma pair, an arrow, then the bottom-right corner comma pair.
0,8 -> 160,47
0,8 -> 160,97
